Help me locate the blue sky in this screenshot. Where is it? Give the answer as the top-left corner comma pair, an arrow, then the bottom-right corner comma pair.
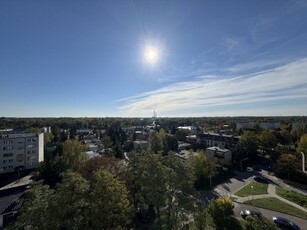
1,0 -> 307,117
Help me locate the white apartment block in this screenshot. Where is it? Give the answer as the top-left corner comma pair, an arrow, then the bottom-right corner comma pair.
260,122 -> 281,130
236,122 -> 255,130
0,133 -> 44,174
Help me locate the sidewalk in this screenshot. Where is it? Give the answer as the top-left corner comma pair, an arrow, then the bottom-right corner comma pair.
234,184 -> 307,213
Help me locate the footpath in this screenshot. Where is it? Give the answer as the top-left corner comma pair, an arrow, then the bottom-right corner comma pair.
233,183 -> 307,213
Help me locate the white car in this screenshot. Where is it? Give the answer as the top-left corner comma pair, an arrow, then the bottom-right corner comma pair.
246,167 -> 254,172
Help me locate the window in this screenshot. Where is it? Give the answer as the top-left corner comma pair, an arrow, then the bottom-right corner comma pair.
3,153 -> 13,157
3,159 -> 13,164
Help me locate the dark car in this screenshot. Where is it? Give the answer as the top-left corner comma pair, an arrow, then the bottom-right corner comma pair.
240,210 -> 262,219
253,175 -> 267,183
272,217 -> 300,230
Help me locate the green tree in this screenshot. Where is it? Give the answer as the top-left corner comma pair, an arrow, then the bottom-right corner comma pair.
258,130 -> 278,155
44,132 -> 54,146
206,198 -> 238,230
11,182 -> 56,230
240,131 -> 258,159
163,134 -> 178,154
175,129 -> 189,141
61,139 -> 87,171
89,169 -> 132,230
250,216 -> 279,230
78,156 -> 122,182
163,154 -> 196,229
50,172 -> 90,230
189,150 -> 209,189
127,152 -> 196,229
193,202 -> 216,230
148,131 -> 164,154
275,154 -> 299,179
298,134 -> 307,154
37,156 -> 65,187
101,134 -> 113,155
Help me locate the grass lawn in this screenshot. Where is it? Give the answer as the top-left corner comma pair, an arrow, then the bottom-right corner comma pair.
234,182 -> 268,197
244,197 -> 307,220
276,187 -> 307,209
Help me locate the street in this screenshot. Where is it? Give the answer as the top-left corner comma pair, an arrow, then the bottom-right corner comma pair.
201,169 -> 307,229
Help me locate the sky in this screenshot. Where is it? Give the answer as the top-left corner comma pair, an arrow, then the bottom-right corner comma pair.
1,0 -> 307,117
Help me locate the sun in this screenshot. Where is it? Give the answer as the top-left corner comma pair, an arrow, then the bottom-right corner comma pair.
144,47 -> 158,64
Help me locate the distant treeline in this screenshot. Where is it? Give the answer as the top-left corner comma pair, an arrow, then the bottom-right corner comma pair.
1,116 -> 307,131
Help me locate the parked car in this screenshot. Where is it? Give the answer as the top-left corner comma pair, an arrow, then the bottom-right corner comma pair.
240,209 -> 262,219
272,216 -> 300,230
246,167 -> 254,172
253,175 -> 267,183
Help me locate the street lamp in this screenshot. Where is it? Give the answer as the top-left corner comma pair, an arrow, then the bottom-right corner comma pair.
301,152 -> 306,174
251,185 -> 255,212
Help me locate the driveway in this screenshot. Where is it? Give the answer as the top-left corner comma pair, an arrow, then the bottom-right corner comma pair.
214,171 -> 255,196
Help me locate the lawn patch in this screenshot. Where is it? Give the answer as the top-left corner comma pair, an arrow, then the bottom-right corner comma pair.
244,197 -> 307,220
234,182 -> 268,197
276,187 -> 307,209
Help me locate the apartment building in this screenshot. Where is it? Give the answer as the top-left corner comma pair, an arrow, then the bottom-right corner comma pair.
198,132 -> 239,149
0,133 -> 44,174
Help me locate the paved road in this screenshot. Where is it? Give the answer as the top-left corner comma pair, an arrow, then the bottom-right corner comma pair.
211,169 -> 307,229
234,202 -> 307,230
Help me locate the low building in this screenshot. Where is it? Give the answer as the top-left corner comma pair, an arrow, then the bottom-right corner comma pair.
178,126 -> 198,134
205,147 -> 232,166
0,185 -> 28,229
0,133 -> 44,175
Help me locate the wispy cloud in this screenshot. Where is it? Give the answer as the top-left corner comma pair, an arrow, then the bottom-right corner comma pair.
118,58 -> 307,116
226,58 -> 291,73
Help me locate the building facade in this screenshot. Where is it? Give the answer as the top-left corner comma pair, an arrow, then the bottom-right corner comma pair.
0,133 -> 44,174
198,132 -> 239,149
205,146 -> 232,166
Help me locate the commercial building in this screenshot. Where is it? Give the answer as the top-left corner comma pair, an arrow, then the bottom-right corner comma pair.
0,133 -> 44,174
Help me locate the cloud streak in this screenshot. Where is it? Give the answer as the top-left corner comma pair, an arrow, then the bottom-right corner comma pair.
118,58 -> 307,116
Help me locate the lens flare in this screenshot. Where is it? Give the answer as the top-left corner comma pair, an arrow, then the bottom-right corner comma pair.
144,47 -> 158,64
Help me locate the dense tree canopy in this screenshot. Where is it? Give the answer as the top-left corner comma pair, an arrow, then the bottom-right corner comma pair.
61,139 -> 87,171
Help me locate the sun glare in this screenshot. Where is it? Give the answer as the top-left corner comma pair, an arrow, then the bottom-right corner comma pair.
145,47 -> 158,64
